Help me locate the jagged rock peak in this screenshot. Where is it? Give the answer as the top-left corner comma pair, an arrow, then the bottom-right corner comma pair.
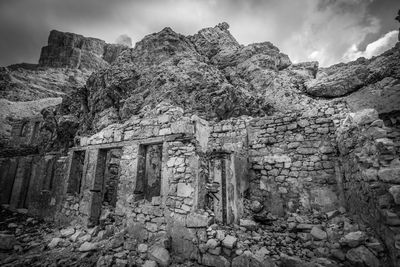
39,30 -> 129,70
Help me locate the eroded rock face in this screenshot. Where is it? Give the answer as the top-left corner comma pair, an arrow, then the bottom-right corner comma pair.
305,43 -> 400,101
82,23 -> 323,131
39,30 -> 128,70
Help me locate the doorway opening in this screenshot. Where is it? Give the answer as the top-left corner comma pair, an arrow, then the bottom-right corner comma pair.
89,148 -> 122,225
67,151 -> 85,195
134,143 -> 163,202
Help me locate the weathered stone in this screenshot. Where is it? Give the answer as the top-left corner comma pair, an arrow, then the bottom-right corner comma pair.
250,200 -> 264,213
389,185 -> 400,205
78,241 -> 98,252
148,245 -> 170,267
138,243 -> 148,253
346,246 -> 379,267
239,219 -> 258,230
310,226 -> 327,240
142,260 -> 158,267
222,235 -> 237,249
0,234 -> 17,250
340,231 -> 366,248
206,239 -> 219,249
202,253 -> 230,267
177,183 -> 194,197
48,237 -> 62,249
186,213 -> 210,228
378,167 -> 400,183
232,251 -> 274,267
60,227 -> 75,237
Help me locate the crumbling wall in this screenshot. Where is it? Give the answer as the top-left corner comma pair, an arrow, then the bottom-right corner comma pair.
0,153 -> 67,219
246,103 -> 348,215
336,109 -> 400,265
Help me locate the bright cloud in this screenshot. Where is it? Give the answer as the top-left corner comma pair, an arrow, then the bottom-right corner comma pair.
343,30 -> 398,61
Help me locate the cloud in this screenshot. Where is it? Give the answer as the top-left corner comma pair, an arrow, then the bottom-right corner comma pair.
343,30 -> 398,61
115,34 -> 132,47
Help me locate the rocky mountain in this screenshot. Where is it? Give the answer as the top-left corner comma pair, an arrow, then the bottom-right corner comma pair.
1,22 -> 399,140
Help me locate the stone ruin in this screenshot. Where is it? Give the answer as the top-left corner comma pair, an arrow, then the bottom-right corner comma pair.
1,19 -> 400,267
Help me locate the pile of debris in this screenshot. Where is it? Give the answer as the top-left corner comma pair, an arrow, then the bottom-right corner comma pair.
0,205 -> 389,267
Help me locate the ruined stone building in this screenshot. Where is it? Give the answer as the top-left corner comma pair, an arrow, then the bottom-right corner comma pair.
1,22 -> 400,267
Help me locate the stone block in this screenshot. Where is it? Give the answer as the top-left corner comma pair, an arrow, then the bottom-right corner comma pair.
310,227 -> 327,240
186,213 -> 210,228
159,128 -> 172,135
148,245 -> 170,267
202,254 -> 229,267
350,109 -> 379,126
389,185 -> 400,204
378,167 -> 400,183
222,235 -> 237,249
177,183 -> 194,197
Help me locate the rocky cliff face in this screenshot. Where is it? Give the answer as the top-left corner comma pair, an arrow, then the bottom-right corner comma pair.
82,23 -> 323,131
39,30 -> 128,70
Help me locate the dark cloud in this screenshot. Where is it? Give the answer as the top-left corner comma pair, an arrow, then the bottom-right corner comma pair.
0,0 -> 398,67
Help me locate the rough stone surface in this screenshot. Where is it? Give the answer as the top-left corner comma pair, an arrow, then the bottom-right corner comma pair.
148,245 -> 170,267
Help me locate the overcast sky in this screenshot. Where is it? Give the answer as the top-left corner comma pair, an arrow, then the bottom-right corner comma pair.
0,0 -> 398,67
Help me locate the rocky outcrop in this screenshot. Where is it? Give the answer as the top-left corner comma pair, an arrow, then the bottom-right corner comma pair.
305,43 -> 400,101
39,30 -> 129,70
82,23 -> 322,131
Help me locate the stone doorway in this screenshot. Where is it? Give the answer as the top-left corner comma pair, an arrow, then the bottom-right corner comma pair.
134,143 -> 163,202
88,148 -> 122,225
208,152 -> 248,224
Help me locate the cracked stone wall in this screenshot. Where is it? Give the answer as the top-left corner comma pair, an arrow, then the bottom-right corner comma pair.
336,109 -> 400,265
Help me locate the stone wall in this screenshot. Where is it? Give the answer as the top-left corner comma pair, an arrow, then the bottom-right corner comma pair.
0,153 -> 67,219
336,109 -> 400,265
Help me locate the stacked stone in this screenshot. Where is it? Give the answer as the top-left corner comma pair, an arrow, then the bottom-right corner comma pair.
208,116 -> 250,153
248,103 -> 347,211
337,108 -> 400,265
81,109 -> 195,146
60,195 -> 81,217
165,141 -> 196,214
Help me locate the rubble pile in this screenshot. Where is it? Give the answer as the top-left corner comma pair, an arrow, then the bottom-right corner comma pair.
0,206 -> 389,267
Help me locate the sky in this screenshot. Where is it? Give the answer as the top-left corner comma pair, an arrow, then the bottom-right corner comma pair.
0,0 -> 398,67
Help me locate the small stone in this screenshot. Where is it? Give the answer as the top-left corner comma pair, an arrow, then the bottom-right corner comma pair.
250,201 -> 263,213
389,185 -> 400,204
78,241 -> 98,252
142,260 -> 158,267
310,227 -> 327,240
326,210 -> 340,219
138,243 -> 148,253
222,235 -> 237,249
340,231 -> 366,247
48,237 -> 62,249
206,239 -> 218,250
60,227 -> 75,237
239,219 -> 258,230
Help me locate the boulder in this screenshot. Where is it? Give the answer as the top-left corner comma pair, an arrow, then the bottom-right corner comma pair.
340,231 -> 366,247
148,245 -> 170,267
346,246 -> 380,267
